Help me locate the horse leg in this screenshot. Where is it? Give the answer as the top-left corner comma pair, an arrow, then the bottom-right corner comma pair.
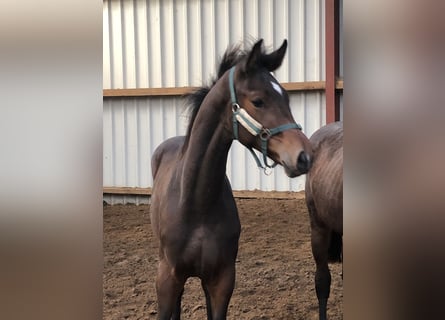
171,288 -> 184,320
311,226 -> 331,320
201,281 -> 213,320
202,264 -> 236,320
155,259 -> 185,320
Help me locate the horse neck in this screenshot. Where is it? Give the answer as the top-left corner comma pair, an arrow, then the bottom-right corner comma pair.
180,79 -> 233,206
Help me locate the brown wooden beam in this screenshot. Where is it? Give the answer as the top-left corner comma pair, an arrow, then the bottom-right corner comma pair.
281,81 -> 325,91
102,81 -> 339,98
103,186 -> 305,200
103,87 -> 197,97
103,186 -> 151,195
336,79 -> 343,90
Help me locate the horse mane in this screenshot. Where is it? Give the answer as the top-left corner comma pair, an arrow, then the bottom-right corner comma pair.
181,44 -> 247,154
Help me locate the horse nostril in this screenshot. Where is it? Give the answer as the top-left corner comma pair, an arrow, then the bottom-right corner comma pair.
297,151 -> 311,173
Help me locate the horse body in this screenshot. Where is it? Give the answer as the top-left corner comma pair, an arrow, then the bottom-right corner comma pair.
305,121 -> 343,320
151,39 -> 312,320
150,98 -> 240,319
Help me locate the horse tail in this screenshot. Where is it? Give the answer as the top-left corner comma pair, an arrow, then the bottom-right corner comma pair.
328,231 -> 342,263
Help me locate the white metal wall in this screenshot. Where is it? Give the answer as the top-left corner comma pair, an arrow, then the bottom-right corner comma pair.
104,0 -> 325,88
103,0 -> 327,202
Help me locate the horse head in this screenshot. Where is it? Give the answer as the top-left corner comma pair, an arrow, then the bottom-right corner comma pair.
228,39 -> 312,177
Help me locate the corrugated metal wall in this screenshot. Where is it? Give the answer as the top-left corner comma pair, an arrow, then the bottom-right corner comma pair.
103,0 -> 325,88
103,0 -> 327,203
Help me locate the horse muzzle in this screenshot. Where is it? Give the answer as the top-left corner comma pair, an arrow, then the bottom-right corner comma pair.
297,150 -> 312,173
282,151 -> 311,177
273,130 -> 313,177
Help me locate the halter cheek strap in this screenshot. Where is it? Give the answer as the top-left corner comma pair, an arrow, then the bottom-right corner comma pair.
229,66 -> 302,174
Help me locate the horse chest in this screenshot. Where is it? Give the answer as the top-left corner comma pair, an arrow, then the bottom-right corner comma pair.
166,224 -> 239,276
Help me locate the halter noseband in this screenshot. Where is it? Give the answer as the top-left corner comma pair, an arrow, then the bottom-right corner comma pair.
229,66 -> 302,174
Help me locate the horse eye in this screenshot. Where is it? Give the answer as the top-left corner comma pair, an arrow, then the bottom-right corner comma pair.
251,99 -> 264,108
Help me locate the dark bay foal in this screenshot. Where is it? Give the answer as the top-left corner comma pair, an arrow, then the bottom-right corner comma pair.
150,39 -> 312,320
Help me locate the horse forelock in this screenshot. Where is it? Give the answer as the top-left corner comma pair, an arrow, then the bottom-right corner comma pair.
217,44 -> 246,77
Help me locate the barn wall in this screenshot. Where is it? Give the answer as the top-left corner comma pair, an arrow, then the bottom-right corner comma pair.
103,0 -> 329,202
103,92 -> 324,191
103,0 -> 325,88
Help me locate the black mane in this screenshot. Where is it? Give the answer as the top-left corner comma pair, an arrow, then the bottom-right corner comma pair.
181,44 -> 247,153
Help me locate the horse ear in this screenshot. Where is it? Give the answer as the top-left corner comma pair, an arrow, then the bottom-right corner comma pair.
262,39 -> 287,72
243,39 -> 264,73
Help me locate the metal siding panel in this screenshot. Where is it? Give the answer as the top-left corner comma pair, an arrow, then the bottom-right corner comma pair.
273,0 -> 288,43
148,0 -> 162,87
103,0 -> 325,87
288,0 -> 305,82
146,99 -> 155,187
201,0 -> 216,81
123,0 -> 136,88
273,0 -> 289,81
149,97 -> 164,151
216,0 -> 229,47
174,0 -> 189,86
103,100 -> 113,186
112,99 -> 125,186
136,99 -> 151,187
243,0 -> 258,42
230,0 -> 245,43
161,0 -> 175,87
103,194 -> 150,206
104,96 -> 189,191
258,0 -> 274,44
109,0 -> 124,88
162,99 -> 176,138
305,92 -> 322,136
186,1 -> 202,86
293,91 -> 325,138
103,0 -> 111,89
125,99 -> 138,186
135,0 -> 149,88
247,148 -> 259,190
305,0 -> 319,81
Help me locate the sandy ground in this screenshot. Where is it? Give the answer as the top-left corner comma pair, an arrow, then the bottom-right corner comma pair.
103,197 -> 342,319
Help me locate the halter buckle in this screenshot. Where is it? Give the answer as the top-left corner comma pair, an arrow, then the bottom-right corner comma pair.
264,167 -> 273,176
259,128 -> 271,141
232,103 -> 240,113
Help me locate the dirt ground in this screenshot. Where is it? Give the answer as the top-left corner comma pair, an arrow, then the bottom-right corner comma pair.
103,197 -> 343,319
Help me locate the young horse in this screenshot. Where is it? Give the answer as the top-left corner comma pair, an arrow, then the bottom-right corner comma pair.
305,121 -> 343,320
150,39 -> 312,320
